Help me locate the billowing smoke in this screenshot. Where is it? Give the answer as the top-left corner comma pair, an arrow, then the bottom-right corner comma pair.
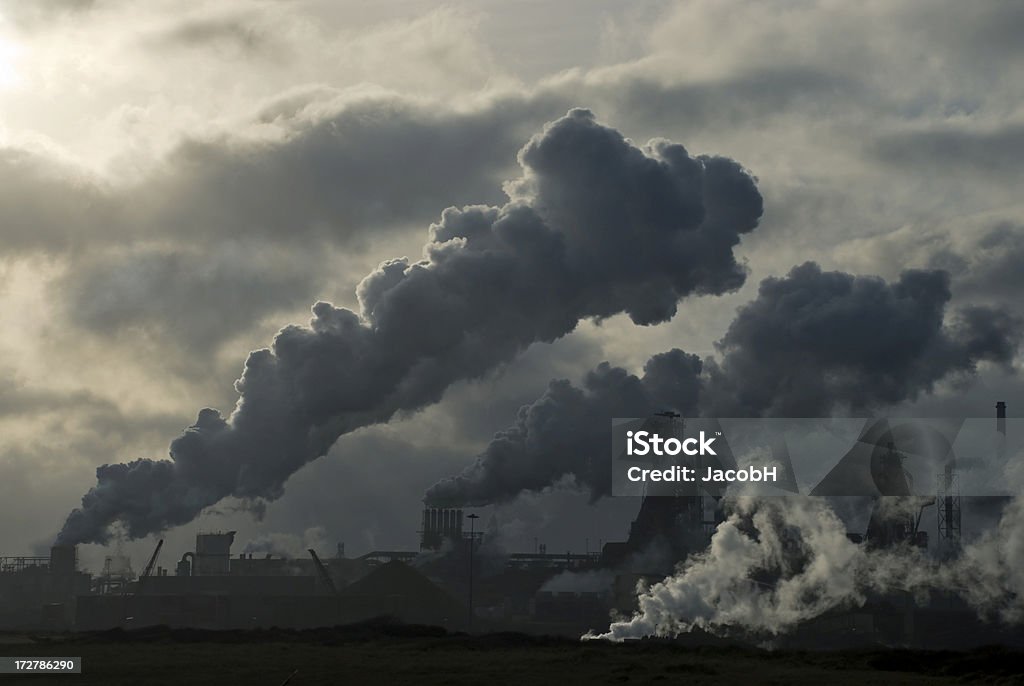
954,495 -> 1024,623
589,491 -> 1024,641
425,350 -> 703,506
702,262 -> 1022,417
57,109 -> 763,545
427,262 -> 1021,507
589,498 -> 867,639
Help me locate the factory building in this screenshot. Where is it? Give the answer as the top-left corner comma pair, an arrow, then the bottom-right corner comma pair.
0,546 -> 91,629
2,402 -> 1024,645
193,531 -> 235,575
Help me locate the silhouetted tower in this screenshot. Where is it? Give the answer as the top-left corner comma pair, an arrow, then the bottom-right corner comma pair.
936,460 -> 961,551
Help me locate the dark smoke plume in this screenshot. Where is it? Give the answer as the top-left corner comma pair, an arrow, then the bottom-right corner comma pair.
425,350 -> 703,506
427,262 -> 1021,507
702,262 -> 1022,417
58,109 -> 763,544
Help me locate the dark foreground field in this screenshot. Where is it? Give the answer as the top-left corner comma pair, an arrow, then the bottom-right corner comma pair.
2,623 -> 1024,685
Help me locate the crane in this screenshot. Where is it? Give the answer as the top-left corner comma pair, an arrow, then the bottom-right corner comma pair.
307,548 -> 338,596
135,539 -> 163,595
123,538 -> 163,626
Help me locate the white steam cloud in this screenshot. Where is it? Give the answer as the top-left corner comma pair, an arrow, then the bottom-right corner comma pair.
589,493 -> 1024,641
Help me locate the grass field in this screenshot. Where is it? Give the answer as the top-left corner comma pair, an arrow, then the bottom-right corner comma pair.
2,624 -> 1023,685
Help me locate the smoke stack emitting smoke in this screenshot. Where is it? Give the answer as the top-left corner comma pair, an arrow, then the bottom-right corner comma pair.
57,109 -> 764,545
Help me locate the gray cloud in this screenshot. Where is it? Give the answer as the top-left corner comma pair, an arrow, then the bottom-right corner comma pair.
57,243 -> 326,350
835,219 -> 1024,310
0,0 -> 97,30
142,97 -> 525,243
0,374 -> 181,438
56,109 -> 763,544
873,124 -> 1024,179
899,1 -> 1024,65
950,223 -> 1024,303
593,67 -> 869,137
151,16 -> 275,57
0,376 -> 113,419
0,149 -> 114,253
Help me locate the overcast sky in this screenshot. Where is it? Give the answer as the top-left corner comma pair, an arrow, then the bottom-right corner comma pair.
1,0 -> 1022,571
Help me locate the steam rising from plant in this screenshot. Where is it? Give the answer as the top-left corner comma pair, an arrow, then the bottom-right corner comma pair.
58,109 -> 764,545
589,498 -> 866,639
588,493 -> 1024,641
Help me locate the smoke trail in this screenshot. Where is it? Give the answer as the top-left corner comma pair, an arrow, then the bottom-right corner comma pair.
57,109 -> 763,544
425,349 -> 703,507
427,262 -> 1021,507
